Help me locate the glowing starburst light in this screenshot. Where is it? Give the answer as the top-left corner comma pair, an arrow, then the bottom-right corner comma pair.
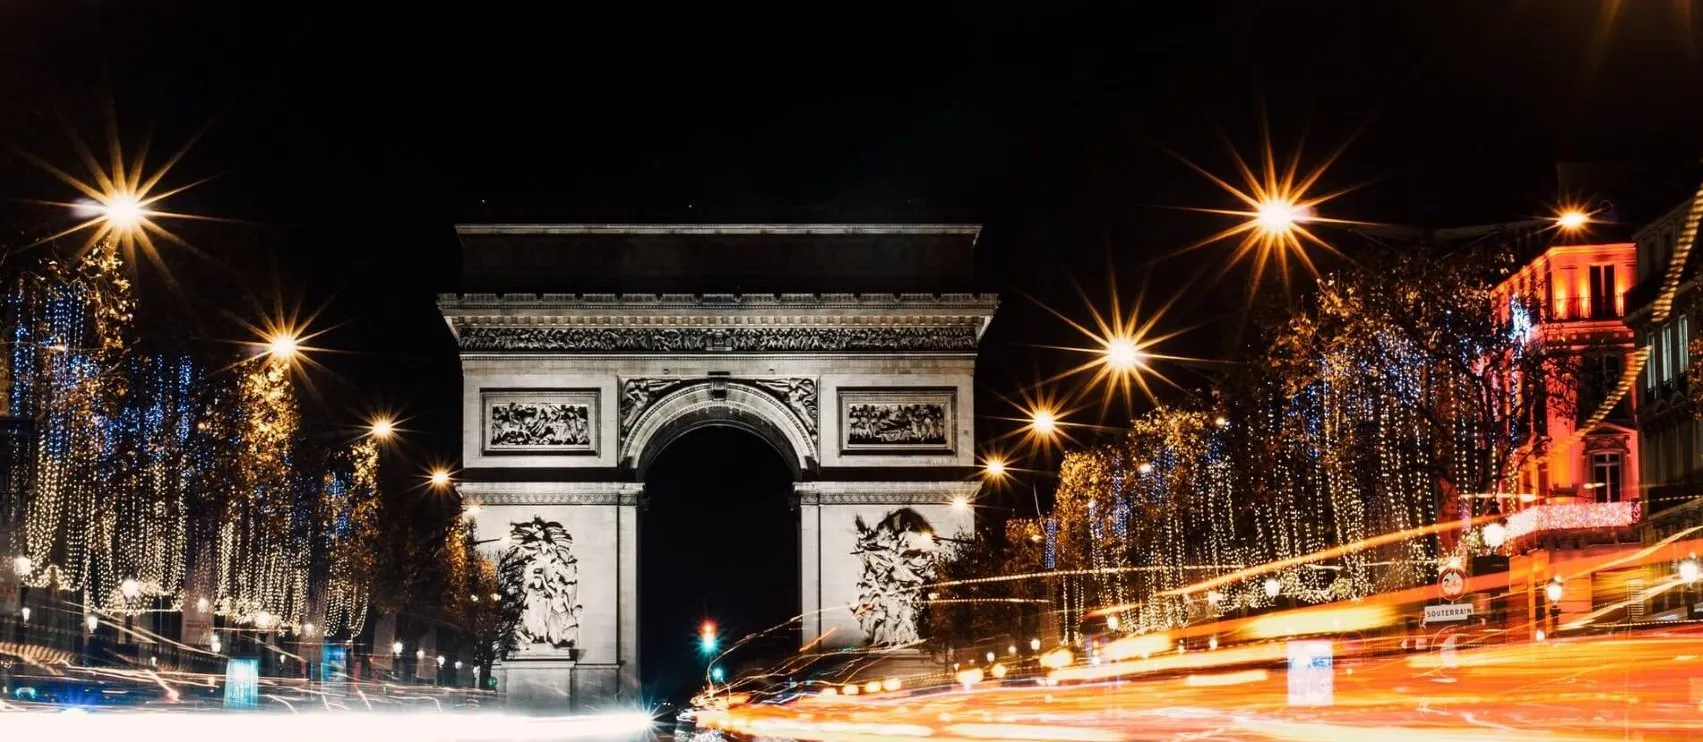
1104,337 -> 1145,371
24,118 -> 221,280
1030,408 -> 1058,436
983,457 -> 1008,478
429,469 -> 453,489
1254,198 -> 1309,234
370,417 -> 396,440
267,332 -> 301,360
1169,122 -> 1360,290
101,193 -> 145,229
1556,209 -> 1590,231
1025,268 -> 1191,418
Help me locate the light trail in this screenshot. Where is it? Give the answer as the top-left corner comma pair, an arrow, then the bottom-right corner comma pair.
0,709 -> 655,741
1158,516 -> 1499,597
703,627 -> 1703,741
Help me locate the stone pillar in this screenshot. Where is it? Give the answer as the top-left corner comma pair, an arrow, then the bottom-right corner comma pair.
462,481 -> 640,712
616,496 -> 640,702
796,481 -> 979,650
798,488 -> 822,644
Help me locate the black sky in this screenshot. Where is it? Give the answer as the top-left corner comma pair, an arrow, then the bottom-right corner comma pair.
3,0 -> 1702,701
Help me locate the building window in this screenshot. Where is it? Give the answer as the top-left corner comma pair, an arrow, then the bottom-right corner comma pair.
1681,314 -> 1692,376
1591,452 -> 1623,503
1661,324 -> 1674,383
1647,330 -> 1659,390
1589,264 -> 1617,318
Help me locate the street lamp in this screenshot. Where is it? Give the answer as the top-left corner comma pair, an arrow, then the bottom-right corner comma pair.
1679,554 -> 1699,584
1545,578 -> 1564,603
86,614 -> 99,632
429,468 -> 453,490
1103,337 -> 1145,371
19,607 -> 29,623
982,457 -> 1007,479
950,495 -> 969,511
1029,408 -> 1058,436
370,417 -> 395,440
100,194 -> 145,230
437,655 -> 445,668
266,332 -> 301,361
210,634 -> 222,654
392,641 -> 404,656
1482,522 -> 1508,549
1254,198 -> 1307,235
1556,209 -> 1590,231
1264,578 -> 1282,599
11,555 -> 31,577
120,578 -> 141,601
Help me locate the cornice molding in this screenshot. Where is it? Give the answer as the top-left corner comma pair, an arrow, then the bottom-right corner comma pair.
439,292 -> 999,312
455,224 -> 981,237
794,480 -> 982,506
457,481 -> 642,507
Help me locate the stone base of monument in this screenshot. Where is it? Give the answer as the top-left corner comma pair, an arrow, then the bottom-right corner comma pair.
495,657 -> 627,714
841,648 -> 948,688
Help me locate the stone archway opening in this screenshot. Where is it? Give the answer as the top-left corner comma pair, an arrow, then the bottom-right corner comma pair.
639,425 -> 799,706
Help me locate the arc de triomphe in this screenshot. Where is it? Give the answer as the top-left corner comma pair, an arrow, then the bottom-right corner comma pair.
439,225 -> 996,708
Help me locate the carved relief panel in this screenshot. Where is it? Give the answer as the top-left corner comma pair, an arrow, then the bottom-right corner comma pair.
838,388 -> 956,454
482,390 -> 599,454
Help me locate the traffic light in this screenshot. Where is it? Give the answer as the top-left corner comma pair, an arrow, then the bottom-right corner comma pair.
699,621 -> 718,653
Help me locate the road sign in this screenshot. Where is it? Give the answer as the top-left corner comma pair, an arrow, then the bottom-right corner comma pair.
1286,640 -> 1334,707
1423,603 -> 1473,624
224,658 -> 259,709
1439,566 -> 1467,601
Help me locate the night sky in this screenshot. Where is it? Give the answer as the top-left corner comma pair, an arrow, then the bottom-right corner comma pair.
3,1 -> 1702,704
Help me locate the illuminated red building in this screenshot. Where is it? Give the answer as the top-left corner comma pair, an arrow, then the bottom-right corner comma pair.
1491,240 -> 1641,515
1489,238 -> 1643,630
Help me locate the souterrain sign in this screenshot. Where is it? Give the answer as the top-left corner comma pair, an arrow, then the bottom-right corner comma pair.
1423,603 -> 1473,624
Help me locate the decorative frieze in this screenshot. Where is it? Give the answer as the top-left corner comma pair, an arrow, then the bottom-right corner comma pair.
456,326 -> 981,353
440,292 -> 999,310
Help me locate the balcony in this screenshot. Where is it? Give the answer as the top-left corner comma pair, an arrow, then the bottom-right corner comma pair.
1547,295 -> 1624,322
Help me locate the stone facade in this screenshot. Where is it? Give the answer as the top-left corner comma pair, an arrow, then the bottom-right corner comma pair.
440,225 -> 995,711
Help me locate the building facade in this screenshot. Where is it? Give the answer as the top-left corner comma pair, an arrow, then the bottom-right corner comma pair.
1490,238 -> 1644,628
1627,194 -> 1703,622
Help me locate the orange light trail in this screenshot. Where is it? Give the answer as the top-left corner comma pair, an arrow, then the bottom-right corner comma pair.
1159,515 -> 1499,597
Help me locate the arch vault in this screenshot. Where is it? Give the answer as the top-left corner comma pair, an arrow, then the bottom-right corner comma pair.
440,224 -> 996,709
